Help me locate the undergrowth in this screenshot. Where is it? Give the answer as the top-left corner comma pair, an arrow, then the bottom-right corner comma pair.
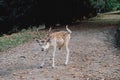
0,27 -> 44,52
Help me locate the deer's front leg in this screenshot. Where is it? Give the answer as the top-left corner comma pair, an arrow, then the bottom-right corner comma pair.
40,51 -> 48,68
52,42 -> 57,68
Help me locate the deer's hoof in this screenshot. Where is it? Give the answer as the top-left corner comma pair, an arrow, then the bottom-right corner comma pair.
52,66 -> 55,69
64,63 -> 68,66
37,66 -> 43,69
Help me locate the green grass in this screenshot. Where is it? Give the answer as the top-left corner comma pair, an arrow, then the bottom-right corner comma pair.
82,11 -> 120,25
0,27 -> 44,52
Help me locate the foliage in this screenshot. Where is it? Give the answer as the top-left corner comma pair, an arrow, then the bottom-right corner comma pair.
90,0 -> 105,13
0,0 -> 97,35
0,27 -> 43,51
105,0 -> 120,11
90,0 -> 120,13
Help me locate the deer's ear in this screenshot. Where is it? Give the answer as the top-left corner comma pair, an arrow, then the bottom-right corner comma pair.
46,27 -> 52,36
48,27 -> 52,33
47,38 -> 50,42
33,37 -> 40,43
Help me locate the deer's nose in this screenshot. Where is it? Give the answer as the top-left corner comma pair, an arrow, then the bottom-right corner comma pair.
41,48 -> 44,51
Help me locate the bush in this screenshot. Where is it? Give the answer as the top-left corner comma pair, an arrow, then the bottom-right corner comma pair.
90,0 -> 120,13
0,0 -> 98,34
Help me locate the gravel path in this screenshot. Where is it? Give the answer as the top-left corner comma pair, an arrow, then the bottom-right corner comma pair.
0,23 -> 120,80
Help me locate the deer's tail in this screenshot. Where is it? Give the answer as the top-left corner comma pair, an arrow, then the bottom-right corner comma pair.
66,25 -> 72,34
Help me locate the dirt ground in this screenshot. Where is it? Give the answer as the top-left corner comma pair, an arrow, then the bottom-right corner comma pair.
0,23 -> 120,80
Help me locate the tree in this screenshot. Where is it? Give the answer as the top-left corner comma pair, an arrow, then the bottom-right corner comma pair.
90,0 -> 120,13
90,0 -> 105,13
104,0 -> 120,11
0,0 -> 98,34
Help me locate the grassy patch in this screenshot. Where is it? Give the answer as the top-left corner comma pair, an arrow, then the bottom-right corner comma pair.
0,27 -> 44,52
82,11 -> 120,25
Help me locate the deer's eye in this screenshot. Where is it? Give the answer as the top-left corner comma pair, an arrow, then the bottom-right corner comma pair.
41,40 -> 45,43
36,39 -> 40,43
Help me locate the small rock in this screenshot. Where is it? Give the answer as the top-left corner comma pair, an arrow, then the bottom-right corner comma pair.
20,56 -> 26,59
